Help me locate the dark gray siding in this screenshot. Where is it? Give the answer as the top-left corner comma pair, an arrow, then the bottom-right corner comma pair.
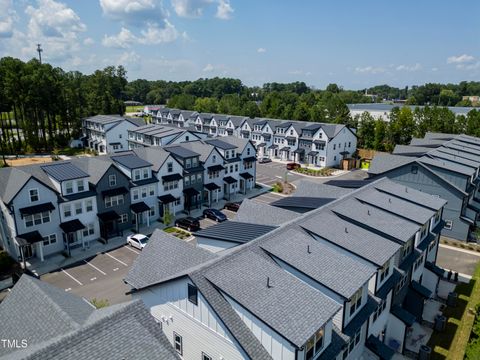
96,166 -> 132,231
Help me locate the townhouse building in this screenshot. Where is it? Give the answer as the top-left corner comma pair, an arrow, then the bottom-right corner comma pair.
127,124 -> 205,150
82,115 -> 145,154
125,177 -> 447,360
369,132 -> 480,242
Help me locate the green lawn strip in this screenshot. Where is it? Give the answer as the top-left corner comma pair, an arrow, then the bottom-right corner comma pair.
125,106 -> 144,113
428,263 -> 480,359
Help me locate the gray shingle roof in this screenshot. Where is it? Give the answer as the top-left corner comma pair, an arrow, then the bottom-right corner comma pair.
373,178 -> 447,210
331,198 -> 419,243
0,275 -> 178,360
125,230 -> 217,290
0,167 -> 33,204
293,179 -> 353,198
132,147 -> 171,172
234,199 -> 300,225
270,196 -> 336,210
195,221 -> 277,243
392,145 -> 431,156
300,211 -> 401,267
204,138 -> 238,150
368,154 -> 416,175
418,156 -> 475,176
69,157 -> 113,185
83,114 -> 125,125
41,162 -> 89,181
213,136 -> 251,151
260,228 -> 376,299
176,141 -> 215,163
428,150 -> 480,169
354,187 -> 435,225
111,153 -> 152,169
322,124 -> 347,139
437,146 -> 480,163
202,250 -> 341,347
129,124 -> 184,137
410,138 -> 446,147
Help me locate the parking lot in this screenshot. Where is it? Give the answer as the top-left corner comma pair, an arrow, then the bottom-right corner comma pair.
256,161 -> 300,186
251,191 -> 284,204
197,207 -> 237,230
40,244 -> 140,305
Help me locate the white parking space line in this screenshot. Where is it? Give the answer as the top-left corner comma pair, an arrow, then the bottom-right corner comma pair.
203,218 -> 217,225
90,277 -> 97,281
84,260 -> 107,275
124,246 -> 140,255
65,288 -> 72,292
113,268 -> 119,272
61,269 -> 83,286
105,252 -> 128,267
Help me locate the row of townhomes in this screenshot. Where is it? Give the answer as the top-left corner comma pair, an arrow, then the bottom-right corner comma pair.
82,115 -> 146,154
125,177 -> 447,360
369,132 -> 480,242
136,107 -> 358,168
0,138 -> 256,265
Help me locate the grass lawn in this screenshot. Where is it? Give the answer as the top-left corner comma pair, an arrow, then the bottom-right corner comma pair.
428,262 -> 480,359
126,105 -> 144,113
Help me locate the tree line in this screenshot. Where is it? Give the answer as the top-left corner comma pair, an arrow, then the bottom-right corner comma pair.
0,57 -> 127,153
356,106 -> 480,152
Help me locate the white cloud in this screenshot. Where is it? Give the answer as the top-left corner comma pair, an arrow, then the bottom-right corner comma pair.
0,0 -> 16,38
216,0 -> 233,19
257,47 -> 266,53
102,27 -> 137,48
354,66 -> 385,74
288,69 -> 312,76
139,20 -> 179,44
395,63 -> 421,72
203,63 -> 214,72
447,54 -> 474,64
171,0 -> 212,18
99,0 -> 167,26
83,37 -> 95,45
431,67 -> 438,72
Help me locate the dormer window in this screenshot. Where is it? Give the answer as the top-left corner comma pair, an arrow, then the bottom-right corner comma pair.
142,168 -> 149,179
77,180 -> 85,192
29,189 -> 39,202
379,262 -> 389,283
349,288 -> 362,316
185,159 -> 191,169
192,158 -> 198,167
133,169 -> 141,181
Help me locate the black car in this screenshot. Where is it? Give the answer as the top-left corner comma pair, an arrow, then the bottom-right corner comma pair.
224,202 -> 241,212
203,208 -> 227,222
175,217 -> 201,232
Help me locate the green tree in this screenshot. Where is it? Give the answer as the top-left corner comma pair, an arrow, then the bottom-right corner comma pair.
194,97 -> 218,113
356,112 -> 376,149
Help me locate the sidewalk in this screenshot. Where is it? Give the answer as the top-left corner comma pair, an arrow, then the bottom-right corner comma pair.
26,184 -> 270,276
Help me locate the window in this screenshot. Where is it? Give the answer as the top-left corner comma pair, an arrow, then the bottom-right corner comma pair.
106,195 -> 124,207
379,262 -> 389,283
421,223 -> 428,239
42,234 -> 57,246
86,199 -> 93,212
29,189 -> 39,202
235,164 -> 239,172
372,300 -> 387,322
149,185 -> 155,196
402,240 -> 413,259
143,168 -> 149,179
132,189 -> 139,201
190,175 -> 196,185
141,187 -> 147,198
192,158 -> 198,167
348,142 -> 351,148
119,213 -> 128,223
414,254 -> 424,271
77,180 -> 85,192
149,206 -> 155,217
65,181 -> 73,194
82,223 -> 95,237
444,220 -> 453,230
305,327 -> 324,360
175,197 -> 181,206
167,162 -> 173,173
173,333 -> 182,355
333,144 -> 336,150
349,288 -> 362,317
196,173 -> 202,182
411,165 -> 418,174
133,169 -> 141,181
395,275 -> 408,294
109,175 -> 117,186
343,330 -> 361,359
63,204 -> 72,218
25,211 -> 50,227
188,284 -> 198,305
212,155 -> 216,163
185,176 -> 190,186
428,238 -> 437,252
185,158 -> 192,169
202,352 -> 212,360
75,202 -> 83,215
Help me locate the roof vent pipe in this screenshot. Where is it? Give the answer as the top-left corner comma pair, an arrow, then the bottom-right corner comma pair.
267,277 -> 272,288
307,245 -> 311,254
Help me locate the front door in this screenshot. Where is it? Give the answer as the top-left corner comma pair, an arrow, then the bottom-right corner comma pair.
23,244 -> 33,259
240,179 -> 245,194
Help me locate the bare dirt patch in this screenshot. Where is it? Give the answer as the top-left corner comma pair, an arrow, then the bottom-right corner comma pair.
6,157 -> 52,166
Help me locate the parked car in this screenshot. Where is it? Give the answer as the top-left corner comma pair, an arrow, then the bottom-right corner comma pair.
258,157 -> 272,164
224,202 -> 241,212
203,208 -> 227,222
286,162 -> 301,170
126,234 -> 149,250
175,217 -> 201,232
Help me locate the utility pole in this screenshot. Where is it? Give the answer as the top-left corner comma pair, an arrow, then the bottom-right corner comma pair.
36,43 -> 43,64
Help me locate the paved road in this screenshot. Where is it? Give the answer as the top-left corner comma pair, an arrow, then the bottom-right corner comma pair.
41,245 -> 139,305
437,245 -> 480,275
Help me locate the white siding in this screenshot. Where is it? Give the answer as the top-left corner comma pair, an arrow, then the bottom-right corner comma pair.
385,313 -> 406,353
368,291 -> 392,338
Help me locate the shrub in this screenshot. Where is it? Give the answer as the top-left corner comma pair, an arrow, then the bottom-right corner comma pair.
90,298 -> 109,309
272,182 -> 284,193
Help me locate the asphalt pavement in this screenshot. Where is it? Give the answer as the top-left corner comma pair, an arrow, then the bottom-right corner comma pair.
437,244 -> 480,276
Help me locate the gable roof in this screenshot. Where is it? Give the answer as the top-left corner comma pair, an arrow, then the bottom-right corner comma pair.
0,167 -> 34,205
234,199 -> 300,226
125,230 -> 218,290
69,157 -> 115,185
418,156 -> 475,176
368,154 -> 416,175
0,275 -> 178,360
260,227 -> 375,299
176,141 -> 215,163
132,147 -> 172,172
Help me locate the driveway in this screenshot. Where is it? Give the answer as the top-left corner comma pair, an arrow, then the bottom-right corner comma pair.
437,245 -> 480,276
40,245 -> 140,305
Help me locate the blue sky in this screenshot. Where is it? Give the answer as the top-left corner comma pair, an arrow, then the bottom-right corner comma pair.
0,0 -> 479,89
